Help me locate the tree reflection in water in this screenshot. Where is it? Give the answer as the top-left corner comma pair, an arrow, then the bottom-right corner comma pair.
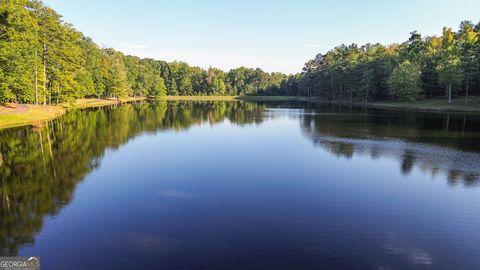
299,104 -> 480,186
0,101 -> 265,255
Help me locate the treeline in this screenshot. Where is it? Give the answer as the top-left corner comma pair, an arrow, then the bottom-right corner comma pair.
295,21 -> 480,103
0,0 -> 287,104
2,0 -> 480,104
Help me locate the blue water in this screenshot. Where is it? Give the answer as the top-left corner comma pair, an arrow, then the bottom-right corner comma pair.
1,101 -> 479,269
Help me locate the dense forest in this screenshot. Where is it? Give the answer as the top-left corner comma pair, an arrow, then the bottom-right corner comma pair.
0,0 -> 287,104
1,0 -> 479,104
297,22 -> 480,103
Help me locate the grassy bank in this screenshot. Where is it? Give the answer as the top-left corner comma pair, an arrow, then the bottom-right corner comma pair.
309,96 -> 480,113
0,104 -> 65,129
236,96 -> 297,101
165,96 -> 237,101
70,97 -> 145,108
370,97 -> 480,112
0,97 -> 145,129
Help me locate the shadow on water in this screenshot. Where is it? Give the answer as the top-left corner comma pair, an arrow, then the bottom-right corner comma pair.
0,100 -> 479,257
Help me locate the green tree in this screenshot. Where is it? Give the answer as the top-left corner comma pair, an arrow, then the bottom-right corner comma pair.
437,27 -> 463,103
0,0 -> 38,103
457,21 -> 479,104
422,36 -> 442,97
388,60 -> 421,101
207,67 -> 226,95
102,48 -> 129,98
405,31 -> 425,64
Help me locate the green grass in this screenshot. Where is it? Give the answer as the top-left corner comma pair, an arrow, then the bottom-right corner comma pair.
0,105 -> 65,129
71,97 -> 146,108
0,97 -> 146,129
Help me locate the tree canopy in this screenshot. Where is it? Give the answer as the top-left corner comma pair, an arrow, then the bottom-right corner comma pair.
1,1 -> 479,104
0,0 -> 288,104
388,60 -> 422,102
297,21 -> 480,103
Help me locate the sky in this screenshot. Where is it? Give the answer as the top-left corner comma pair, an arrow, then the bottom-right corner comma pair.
43,0 -> 480,74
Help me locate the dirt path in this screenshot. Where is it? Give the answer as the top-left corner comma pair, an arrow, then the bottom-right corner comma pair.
0,104 -> 29,115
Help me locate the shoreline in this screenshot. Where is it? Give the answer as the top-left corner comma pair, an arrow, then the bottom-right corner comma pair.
0,97 -> 145,130
164,96 -> 297,101
2,95 -> 479,129
0,96 -> 297,129
306,97 -> 480,113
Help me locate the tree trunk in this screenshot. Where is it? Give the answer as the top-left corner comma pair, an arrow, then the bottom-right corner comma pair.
465,77 -> 469,105
448,82 -> 452,104
43,43 -> 47,106
35,50 -> 38,106
349,89 -> 353,104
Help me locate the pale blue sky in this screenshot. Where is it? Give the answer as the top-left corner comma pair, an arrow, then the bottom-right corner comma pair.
44,0 -> 479,74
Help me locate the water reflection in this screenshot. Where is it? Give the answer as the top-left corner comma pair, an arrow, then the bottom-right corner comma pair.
299,105 -> 480,186
0,100 -> 479,259
0,101 -> 265,255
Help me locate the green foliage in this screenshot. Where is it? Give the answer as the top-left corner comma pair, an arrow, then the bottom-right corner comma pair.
436,28 -> 464,103
298,21 -> 480,103
0,1 -> 288,104
0,0 -> 39,103
0,1 -> 478,104
388,61 -> 421,101
79,37 -> 105,98
437,28 -> 463,83
102,49 -> 129,98
457,21 -> 479,102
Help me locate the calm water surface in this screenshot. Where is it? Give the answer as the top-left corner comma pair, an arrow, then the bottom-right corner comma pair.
1,101 -> 480,270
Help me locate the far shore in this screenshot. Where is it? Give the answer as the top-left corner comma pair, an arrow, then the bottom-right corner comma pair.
1,95 -> 479,129
165,96 -> 297,101
308,96 -> 480,113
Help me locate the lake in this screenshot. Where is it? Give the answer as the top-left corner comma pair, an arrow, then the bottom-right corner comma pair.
1,101 -> 480,270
